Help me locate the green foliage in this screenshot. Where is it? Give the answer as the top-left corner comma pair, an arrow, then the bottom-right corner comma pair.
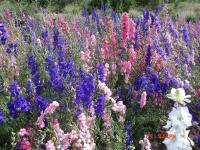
126,98 -> 171,149
186,15 -> 196,22
87,0 -> 136,13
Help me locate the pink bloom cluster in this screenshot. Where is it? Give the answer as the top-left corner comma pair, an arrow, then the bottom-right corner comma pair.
52,112 -> 95,150
139,135 -> 152,150
140,91 -> 147,108
121,12 -> 129,48
36,101 -> 59,128
45,140 -> 56,150
98,80 -> 126,122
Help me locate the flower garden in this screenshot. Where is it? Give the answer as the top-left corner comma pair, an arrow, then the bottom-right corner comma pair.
0,3 -> 199,150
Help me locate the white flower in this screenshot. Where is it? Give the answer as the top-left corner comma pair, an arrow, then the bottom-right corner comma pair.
164,107 -> 192,130
163,130 -> 193,150
166,88 -> 191,105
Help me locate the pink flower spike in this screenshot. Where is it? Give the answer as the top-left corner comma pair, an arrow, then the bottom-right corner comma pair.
140,91 -> 147,108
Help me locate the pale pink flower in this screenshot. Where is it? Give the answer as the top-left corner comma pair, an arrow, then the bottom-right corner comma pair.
81,51 -> 91,63
46,140 -> 56,150
111,63 -> 117,74
112,101 -> 126,115
18,128 -> 30,137
120,61 -> 132,74
139,135 -> 151,150
44,101 -> 59,115
90,34 -> 96,46
111,31 -> 117,49
140,91 -> 147,108
36,101 -> 59,128
35,113 -> 45,128
129,19 -> 136,43
129,45 -> 136,65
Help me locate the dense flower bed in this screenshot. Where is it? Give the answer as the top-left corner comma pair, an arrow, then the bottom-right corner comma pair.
0,4 -> 199,150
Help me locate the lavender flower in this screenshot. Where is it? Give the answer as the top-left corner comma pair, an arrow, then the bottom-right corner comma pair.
58,50 -> 68,78
146,45 -> 151,67
95,93 -> 104,118
26,79 -> 33,100
98,64 -> 105,82
42,30 -> 51,51
0,20 -> 7,45
27,55 -> 43,94
182,26 -> 190,47
73,68 -> 95,113
125,121 -> 133,150
46,56 -> 64,92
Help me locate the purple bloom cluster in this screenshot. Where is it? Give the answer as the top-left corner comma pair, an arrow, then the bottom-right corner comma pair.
73,68 -> 95,114
27,55 -> 43,94
94,93 -> 104,118
42,30 -> 51,51
34,94 -> 50,113
146,45 -> 151,67
46,56 -> 64,92
97,64 -> 105,82
0,20 -> 8,45
125,121 -> 133,150
6,43 -> 18,56
7,81 -> 30,118
134,69 -> 170,97
0,21 -> 7,45
0,109 -> 5,125
26,79 -> 33,100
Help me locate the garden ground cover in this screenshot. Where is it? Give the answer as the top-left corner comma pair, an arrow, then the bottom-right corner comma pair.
0,2 -> 199,150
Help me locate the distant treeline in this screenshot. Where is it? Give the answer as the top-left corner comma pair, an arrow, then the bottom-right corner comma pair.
6,0 -> 200,13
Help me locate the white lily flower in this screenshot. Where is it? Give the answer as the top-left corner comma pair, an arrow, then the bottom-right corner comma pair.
163,130 -> 193,150
164,107 -> 192,130
166,88 -> 191,105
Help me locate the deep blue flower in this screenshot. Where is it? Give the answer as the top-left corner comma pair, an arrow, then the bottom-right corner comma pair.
98,64 -> 105,82
152,35 -> 166,59
26,79 -> 33,100
27,55 -> 43,94
197,136 -> 200,148
147,83 -> 154,96
66,58 -> 76,82
58,50 -> 68,78
102,2 -> 106,13
144,9 -> 150,21
146,45 -> 151,67
125,121 -> 133,150
182,26 -> 190,47
53,27 -> 63,50
34,94 -> 50,113
7,81 -> 30,118
170,77 -> 180,88
73,68 -> 95,112
46,56 -> 64,92
82,0 -> 87,17
0,21 -> 7,45
42,30 -> 51,51
169,23 -> 178,41
0,109 -> 5,125
95,94 -> 104,118
134,76 -> 148,91
117,87 -> 122,99
160,81 -> 169,94
140,77 -> 148,90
